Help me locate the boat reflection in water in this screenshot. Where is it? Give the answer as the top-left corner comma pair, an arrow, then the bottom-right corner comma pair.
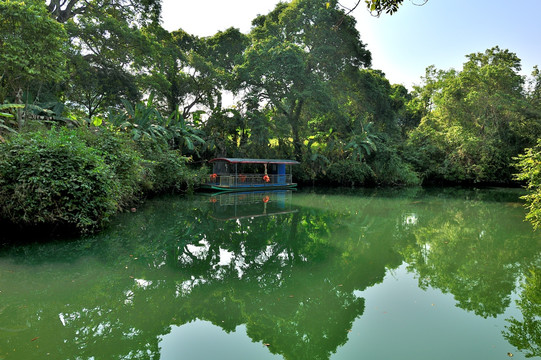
208,190 -> 296,220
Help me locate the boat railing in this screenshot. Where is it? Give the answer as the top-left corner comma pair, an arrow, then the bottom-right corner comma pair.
207,173 -> 293,187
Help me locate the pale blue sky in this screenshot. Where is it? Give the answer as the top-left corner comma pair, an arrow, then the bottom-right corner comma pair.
161,0 -> 541,89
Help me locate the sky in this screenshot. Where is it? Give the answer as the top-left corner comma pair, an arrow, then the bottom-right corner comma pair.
161,0 -> 541,89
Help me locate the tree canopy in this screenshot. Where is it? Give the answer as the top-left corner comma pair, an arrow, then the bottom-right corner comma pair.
235,0 -> 371,160
407,47 -> 540,184
45,0 -> 161,23
0,0 -> 68,102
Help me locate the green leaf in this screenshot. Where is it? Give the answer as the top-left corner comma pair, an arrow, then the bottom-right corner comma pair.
91,117 -> 103,127
0,124 -> 17,133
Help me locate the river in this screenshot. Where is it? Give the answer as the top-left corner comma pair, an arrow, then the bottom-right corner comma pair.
0,187 -> 540,359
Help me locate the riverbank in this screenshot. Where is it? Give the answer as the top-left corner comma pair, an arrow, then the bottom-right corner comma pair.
1,126 -> 538,241
0,127 -> 207,239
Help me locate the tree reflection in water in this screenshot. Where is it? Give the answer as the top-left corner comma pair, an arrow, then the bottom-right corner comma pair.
504,260 -> 541,358
0,188 -> 539,360
394,188 -> 539,318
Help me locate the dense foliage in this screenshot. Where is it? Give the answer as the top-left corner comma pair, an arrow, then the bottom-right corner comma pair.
75,127 -> 145,207
0,128 -> 119,233
0,0 -> 67,104
1,0 -> 540,232
515,140 -> 541,229
0,126 -> 204,234
406,48 -> 541,184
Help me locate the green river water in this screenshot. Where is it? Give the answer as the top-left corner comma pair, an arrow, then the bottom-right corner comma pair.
0,187 -> 540,360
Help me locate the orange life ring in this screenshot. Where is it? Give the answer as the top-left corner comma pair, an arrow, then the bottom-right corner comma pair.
239,174 -> 247,182
210,173 -> 217,180
210,197 -> 217,203
263,175 -> 270,183
262,196 -> 270,203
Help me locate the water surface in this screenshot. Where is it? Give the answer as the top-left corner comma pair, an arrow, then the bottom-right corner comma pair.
1,187 -> 540,359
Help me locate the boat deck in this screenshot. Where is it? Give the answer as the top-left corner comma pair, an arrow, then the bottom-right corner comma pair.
203,158 -> 299,192
204,173 -> 296,191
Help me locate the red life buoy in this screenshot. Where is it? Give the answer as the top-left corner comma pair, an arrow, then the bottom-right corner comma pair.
263,196 -> 270,203
263,175 -> 270,183
210,173 -> 217,181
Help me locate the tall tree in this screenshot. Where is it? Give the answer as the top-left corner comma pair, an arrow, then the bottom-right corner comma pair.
138,26 -> 249,118
236,0 -> 371,160
61,0 -> 157,117
136,26 -> 197,115
66,53 -> 139,119
0,0 -> 67,99
0,0 -> 68,127
407,47 -> 540,183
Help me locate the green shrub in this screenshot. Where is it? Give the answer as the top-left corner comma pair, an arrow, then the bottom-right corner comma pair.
370,145 -> 421,186
515,140 -> 541,229
325,160 -> 376,186
135,139 -> 205,194
147,150 -> 191,193
0,128 -> 120,234
299,141 -> 419,187
75,127 -> 144,209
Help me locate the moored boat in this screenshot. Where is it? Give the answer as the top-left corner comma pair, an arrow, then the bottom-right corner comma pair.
202,158 -> 299,192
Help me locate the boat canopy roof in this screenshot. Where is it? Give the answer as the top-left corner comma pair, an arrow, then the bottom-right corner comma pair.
209,158 -> 299,165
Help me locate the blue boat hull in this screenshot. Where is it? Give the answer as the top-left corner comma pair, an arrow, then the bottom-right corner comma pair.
201,183 -> 298,193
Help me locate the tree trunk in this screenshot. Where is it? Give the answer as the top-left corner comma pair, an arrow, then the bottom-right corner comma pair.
291,123 -> 302,162
16,88 -> 23,130
291,99 -> 305,161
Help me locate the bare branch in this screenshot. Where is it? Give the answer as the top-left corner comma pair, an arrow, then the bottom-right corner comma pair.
336,0 -> 428,19
337,0 -> 362,15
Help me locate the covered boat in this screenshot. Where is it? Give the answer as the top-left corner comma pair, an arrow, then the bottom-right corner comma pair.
203,158 -> 299,192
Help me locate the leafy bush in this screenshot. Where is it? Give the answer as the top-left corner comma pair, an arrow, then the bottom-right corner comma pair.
75,127 -> 144,208
0,128 -> 120,234
298,138 -> 419,187
515,140 -> 541,229
325,160 -> 375,186
135,139 -> 205,194
370,144 -> 420,186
